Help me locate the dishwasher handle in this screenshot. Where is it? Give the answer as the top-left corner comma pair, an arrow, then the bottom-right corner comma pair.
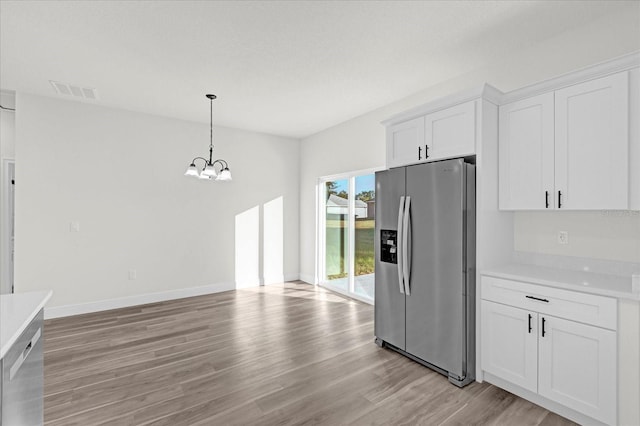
9,327 -> 41,381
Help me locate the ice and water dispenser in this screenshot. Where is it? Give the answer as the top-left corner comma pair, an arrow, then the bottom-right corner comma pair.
380,229 -> 398,264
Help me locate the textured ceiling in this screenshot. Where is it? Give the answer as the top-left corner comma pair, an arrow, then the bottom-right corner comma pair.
1,1 -> 637,138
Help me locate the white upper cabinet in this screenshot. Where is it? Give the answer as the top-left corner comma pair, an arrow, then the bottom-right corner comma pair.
383,90 -> 490,169
499,93 -> 554,210
425,101 -> 476,161
555,72 -> 629,210
386,116 -> 425,169
499,71 -> 632,210
386,101 -> 476,169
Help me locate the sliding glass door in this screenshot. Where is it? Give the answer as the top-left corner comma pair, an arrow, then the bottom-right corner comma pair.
324,178 -> 350,292
320,171 -> 376,303
353,174 -> 375,300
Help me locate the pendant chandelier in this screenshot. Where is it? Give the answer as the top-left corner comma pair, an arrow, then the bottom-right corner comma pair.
184,94 -> 232,181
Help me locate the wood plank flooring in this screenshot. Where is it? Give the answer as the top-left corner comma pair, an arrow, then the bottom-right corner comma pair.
43,282 -> 577,425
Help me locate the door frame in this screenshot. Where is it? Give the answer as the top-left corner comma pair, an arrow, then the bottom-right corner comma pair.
316,166 -> 382,304
2,158 -> 15,294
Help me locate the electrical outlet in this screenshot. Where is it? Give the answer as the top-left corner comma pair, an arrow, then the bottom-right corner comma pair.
128,269 -> 137,280
69,221 -> 80,232
558,231 -> 569,245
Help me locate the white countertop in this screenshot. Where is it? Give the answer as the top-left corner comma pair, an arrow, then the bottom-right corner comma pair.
482,264 -> 640,301
1,291 -> 52,359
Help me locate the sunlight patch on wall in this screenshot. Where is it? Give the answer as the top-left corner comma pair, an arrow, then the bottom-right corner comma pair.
263,196 -> 284,285
235,205 -> 260,288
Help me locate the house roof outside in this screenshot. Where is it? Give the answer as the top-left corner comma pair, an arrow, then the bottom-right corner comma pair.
327,194 -> 367,208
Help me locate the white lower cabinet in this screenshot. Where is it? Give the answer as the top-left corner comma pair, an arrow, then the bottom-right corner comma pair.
538,315 -> 616,424
481,276 -> 617,425
481,301 -> 537,393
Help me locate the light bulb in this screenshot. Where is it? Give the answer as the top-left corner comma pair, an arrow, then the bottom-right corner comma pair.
217,168 -> 232,181
202,164 -> 217,177
184,164 -> 199,177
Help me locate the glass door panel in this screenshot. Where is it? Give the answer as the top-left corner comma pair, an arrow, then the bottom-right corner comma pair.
324,179 -> 349,292
354,174 -> 375,300
320,172 -> 375,303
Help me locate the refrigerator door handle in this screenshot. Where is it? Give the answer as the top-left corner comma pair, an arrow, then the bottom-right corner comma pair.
397,196 -> 405,294
402,196 -> 411,295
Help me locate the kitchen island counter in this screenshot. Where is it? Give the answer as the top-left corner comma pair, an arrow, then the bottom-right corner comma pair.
1,291 -> 52,359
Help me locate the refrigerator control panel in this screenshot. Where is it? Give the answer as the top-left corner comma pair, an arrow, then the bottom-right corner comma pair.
380,229 -> 398,264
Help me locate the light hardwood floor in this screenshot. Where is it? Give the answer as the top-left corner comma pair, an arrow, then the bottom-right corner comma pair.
43,282 -> 577,425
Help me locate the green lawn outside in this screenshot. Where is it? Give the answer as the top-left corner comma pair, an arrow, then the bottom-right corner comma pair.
326,218 -> 374,279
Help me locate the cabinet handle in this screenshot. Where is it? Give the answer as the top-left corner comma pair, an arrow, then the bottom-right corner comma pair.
541,317 -> 546,337
545,191 -> 549,209
418,146 -> 422,160
425,145 -> 430,159
528,314 -> 532,333
526,295 -> 549,303
558,190 -> 562,209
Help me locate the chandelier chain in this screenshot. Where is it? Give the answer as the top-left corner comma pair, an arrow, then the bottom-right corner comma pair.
210,97 -> 213,150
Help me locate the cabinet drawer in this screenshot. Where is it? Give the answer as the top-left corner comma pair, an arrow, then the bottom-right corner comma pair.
481,276 -> 617,330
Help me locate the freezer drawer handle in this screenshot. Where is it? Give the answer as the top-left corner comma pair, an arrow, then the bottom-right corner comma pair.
9,327 -> 41,381
525,295 -> 549,303
397,196 -> 405,294
402,196 -> 411,295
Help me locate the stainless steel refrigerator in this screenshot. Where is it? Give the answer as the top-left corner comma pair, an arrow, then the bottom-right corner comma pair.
374,158 -> 475,387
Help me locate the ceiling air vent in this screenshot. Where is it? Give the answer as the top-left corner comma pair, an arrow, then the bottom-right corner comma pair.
50,80 -> 99,101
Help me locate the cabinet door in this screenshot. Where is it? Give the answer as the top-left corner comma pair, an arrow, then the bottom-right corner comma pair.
481,300 -> 538,393
499,93 -> 555,210
386,116 -> 425,168
555,72 -> 629,209
538,315 -> 616,425
425,101 -> 475,161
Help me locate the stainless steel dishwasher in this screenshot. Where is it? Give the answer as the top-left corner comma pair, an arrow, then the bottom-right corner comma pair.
1,309 -> 44,426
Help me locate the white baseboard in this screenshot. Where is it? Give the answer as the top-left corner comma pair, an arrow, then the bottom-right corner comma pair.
261,274 -> 301,286
299,273 -> 316,284
237,273 -> 301,287
44,282 -> 235,319
45,273 -> 304,319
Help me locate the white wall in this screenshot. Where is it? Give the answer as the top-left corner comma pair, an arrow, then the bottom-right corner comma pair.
299,7 -> 640,281
515,211 -> 640,263
14,93 -> 299,310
